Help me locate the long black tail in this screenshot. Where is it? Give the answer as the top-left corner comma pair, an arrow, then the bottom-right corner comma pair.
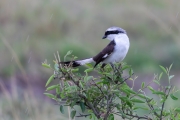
59,58 -> 94,67
60,61 -> 81,67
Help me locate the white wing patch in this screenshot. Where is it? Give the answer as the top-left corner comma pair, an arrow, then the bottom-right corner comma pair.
77,58 -> 94,65
102,54 -> 108,58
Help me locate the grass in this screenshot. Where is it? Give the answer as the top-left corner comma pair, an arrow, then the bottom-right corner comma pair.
0,80 -> 68,120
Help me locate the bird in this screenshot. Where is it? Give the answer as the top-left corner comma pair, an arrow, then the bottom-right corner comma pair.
60,26 -> 130,68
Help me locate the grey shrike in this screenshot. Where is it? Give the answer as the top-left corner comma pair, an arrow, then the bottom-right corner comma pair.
60,26 -> 130,67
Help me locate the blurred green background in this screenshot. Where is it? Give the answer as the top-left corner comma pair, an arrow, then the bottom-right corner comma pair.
0,0 -> 180,120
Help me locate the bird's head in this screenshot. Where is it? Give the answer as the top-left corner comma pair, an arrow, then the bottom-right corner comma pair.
102,27 -> 126,41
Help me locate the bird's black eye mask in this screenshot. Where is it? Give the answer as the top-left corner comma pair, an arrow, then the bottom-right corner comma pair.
104,30 -> 124,36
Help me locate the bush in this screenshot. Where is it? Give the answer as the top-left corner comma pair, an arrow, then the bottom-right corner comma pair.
43,52 -> 180,120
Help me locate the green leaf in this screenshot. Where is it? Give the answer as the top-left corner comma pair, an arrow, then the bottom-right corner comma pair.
147,86 -> 154,92
116,104 -> 121,111
170,94 -> 178,100
159,72 -> 163,80
73,55 -> 78,60
129,68 -> 133,76
122,65 -> 131,70
91,113 -> 97,120
120,88 -> 130,95
152,108 -> 161,112
42,63 -> 51,68
169,63 -> 173,71
149,100 -> 156,105
153,80 -> 160,86
60,105 -> 64,114
152,91 -> 166,96
125,88 -> 136,94
133,106 -> 149,110
163,111 -> 170,117
66,50 -> 73,56
60,92 -> 65,99
44,93 -> 55,99
141,82 -> 145,89
84,68 -> 93,73
56,86 -> 60,94
45,75 -> 54,87
79,81 -> 84,88
70,110 -> 76,119
137,94 -> 151,100
169,75 -> 174,80
148,86 -> 154,92
119,96 -> 128,102
108,114 -> 114,120
103,73 -> 113,77
85,63 -> 93,68
71,68 -> 79,72
131,99 -> 145,103
159,65 -> 167,74
54,63 -> 59,71
80,102 -> 85,113
64,50 -> 73,61
166,86 -> 171,89
175,107 -> 180,112
46,85 -> 58,91
84,76 -> 93,82
70,101 -> 76,108
112,90 -> 119,93
126,100 -> 133,108
160,98 -> 167,103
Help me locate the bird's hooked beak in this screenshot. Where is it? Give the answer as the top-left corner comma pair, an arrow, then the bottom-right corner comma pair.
102,35 -> 106,39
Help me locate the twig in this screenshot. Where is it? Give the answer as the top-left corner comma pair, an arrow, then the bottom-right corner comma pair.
78,94 -> 100,119
114,112 -> 152,120
91,79 -> 105,96
104,94 -> 114,120
76,113 -> 91,117
118,73 -> 134,85
160,86 -> 172,120
140,90 -> 160,118
130,79 -> 153,99
144,96 -> 160,118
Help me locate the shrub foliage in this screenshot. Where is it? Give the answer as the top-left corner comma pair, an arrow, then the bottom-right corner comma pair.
43,52 -> 180,120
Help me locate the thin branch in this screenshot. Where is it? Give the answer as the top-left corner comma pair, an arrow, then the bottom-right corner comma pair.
123,112 -> 152,120
91,79 -> 105,96
140,90 -> 160,118
78,94 -> 100,119
76,113 -> 91,117
145,97 -> 160,118
112,73 -> 134,91
113,112 -> 152,120
104,94 -> 114,120
130,79 -> 153,99
160,86 -> 172,120
118,73 -> 134,85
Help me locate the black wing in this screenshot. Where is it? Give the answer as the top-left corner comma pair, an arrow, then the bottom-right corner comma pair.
93,40 -> 115,67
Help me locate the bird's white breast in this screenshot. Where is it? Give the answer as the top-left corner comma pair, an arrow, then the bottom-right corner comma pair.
103,34 -> 129,63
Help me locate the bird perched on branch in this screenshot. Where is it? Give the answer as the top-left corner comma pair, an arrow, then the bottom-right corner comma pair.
60,26 -> 130,68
